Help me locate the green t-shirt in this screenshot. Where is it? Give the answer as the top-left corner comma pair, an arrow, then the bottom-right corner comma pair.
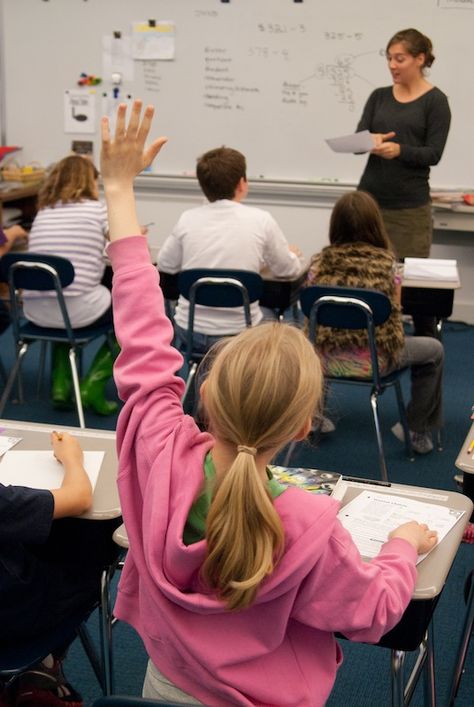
183,452 -> 287,546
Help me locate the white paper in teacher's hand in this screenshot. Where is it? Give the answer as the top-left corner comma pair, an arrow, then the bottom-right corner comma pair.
0,450 -> 104,491
325,130 -> 374,154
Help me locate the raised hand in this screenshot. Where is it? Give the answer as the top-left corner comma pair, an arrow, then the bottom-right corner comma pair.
100,100 -> 168,187
100,100 -> 168,241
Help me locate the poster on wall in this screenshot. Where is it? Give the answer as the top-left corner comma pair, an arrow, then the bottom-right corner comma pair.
64,90 -> 96,134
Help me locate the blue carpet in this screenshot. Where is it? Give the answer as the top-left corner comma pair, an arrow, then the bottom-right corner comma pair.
1,321 -> 473,705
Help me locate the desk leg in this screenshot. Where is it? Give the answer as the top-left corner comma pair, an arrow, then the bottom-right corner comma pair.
391,649 -> 406,707
391,626 -> 436,707
422,624 -> 436,707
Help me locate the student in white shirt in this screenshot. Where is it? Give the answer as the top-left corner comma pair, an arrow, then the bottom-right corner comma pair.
157,146 -> 303,353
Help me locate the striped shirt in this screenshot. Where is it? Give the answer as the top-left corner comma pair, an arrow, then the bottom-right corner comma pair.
23,200 -> 111,328
25,200 -> 108,296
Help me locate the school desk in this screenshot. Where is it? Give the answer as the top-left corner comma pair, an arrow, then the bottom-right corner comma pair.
0,181 -> 42,227
0,418 -> 120,521
107,477 -> 472,707
401,262 -> 461,322
157,266 -> 309,319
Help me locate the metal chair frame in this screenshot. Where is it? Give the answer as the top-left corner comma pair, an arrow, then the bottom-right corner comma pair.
448,569 -> 474,705
290,285 -> 414,481
0,606 -> 107,695
0,253 -> 114,428
177,269 -> 263,409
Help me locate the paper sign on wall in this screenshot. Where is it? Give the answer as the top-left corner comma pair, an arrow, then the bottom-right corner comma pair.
132,20 -> 175,60
64,89 -> 96,134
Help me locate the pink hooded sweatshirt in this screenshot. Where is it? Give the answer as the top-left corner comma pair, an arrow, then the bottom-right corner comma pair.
110,236 -> 417,707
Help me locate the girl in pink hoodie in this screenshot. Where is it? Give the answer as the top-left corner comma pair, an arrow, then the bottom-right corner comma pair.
101,100 -> 438,707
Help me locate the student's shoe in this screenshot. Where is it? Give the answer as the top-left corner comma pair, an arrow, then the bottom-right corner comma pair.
462,522 -> 474,544
391,422 -> 434,455
14,658 -> 83,707
312,416 -> 336,435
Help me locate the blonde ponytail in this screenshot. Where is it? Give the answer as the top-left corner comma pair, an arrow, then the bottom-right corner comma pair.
203,449 -> 284,611
201,323 -> 323,610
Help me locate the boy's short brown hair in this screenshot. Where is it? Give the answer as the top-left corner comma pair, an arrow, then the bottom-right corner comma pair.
196,147 -> 246,202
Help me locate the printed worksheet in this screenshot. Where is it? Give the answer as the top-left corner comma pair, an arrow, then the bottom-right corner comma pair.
337,491 -> 464,564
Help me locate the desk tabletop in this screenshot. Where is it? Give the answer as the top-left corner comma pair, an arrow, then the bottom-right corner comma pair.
0,182 -> 43,202
0,418 -> 120,521
339,481 -> 472,600
401,263 -> 461,291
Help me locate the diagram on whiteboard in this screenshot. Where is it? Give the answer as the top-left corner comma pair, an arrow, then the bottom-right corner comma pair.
299,50 -> 383,112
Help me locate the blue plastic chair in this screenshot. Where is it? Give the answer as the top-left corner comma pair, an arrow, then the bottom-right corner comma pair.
293,285 -> 414,481
177,268 -> 263,409
0,252 -> 115,428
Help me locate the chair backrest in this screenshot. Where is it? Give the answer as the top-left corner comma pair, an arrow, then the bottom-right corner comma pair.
0,252 -> 76,341
301,285 -> 393,388
178,268 -> 263,308
178,268 -> 263,359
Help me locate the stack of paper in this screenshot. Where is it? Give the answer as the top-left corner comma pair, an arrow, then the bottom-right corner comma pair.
404,258 -> 458,282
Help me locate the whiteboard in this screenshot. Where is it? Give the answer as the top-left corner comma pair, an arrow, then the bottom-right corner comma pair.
2,0 -> 473,188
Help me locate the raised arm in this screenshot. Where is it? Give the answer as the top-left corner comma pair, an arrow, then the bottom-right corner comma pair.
100,100 -> 185,439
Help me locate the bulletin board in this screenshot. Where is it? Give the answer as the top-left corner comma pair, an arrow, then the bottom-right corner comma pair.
1,0 -> 473,188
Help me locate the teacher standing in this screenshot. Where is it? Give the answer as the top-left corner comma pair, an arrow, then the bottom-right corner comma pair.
356,28 -> 451,336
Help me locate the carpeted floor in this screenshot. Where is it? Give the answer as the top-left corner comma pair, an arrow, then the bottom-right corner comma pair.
1,321 -> 473,706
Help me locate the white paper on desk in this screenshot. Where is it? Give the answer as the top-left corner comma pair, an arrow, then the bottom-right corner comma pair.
0,436 -> 22,458
0,451 -> 104,491
325,130 -> 374,153
404,258 -> 458,282
337,491 -> 465,564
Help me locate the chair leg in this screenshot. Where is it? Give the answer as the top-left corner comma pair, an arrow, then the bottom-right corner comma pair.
394,380 -> 414,461
76,622 -> 105,692
36,342 -> 47,399
68,348 -> 85,429
181,362 -> 198,412
0,355 -> 7,385
370,390 -> 389,482
449,573 -> 474,706
0,342 -> 28,416
282,440 -> 297,467
99,563 -> 116,695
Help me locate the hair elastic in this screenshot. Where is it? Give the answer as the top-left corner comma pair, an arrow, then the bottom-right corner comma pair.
237,445 -> 257,456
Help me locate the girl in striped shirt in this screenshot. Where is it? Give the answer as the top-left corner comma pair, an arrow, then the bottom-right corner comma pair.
23,155 -> 118,415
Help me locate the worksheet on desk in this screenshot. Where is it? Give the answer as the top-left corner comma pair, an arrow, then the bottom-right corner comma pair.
0,450 -> 104,491
337,491 -> 465,564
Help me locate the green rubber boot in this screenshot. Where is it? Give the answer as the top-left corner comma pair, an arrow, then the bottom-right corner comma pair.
80,340 -> 119,416
51,343 -> 74,410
